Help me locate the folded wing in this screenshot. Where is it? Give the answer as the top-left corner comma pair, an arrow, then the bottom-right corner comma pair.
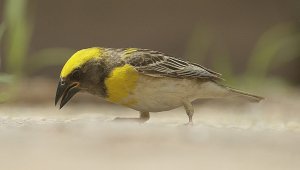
124,49 -> 222,80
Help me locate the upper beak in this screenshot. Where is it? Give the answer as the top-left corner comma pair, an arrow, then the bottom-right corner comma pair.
55,79 -> 80,109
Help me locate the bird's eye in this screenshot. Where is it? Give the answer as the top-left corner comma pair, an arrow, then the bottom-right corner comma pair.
72,69 -> 81,81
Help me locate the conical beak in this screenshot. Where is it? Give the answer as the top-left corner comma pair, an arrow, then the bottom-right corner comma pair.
55,79 -> 80,109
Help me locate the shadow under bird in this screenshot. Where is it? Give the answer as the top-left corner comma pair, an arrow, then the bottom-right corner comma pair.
55,47 -> 263,124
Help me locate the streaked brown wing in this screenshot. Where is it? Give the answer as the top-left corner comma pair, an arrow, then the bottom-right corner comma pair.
124,49 -> 222,80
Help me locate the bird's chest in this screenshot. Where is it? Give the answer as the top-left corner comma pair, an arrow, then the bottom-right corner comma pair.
105,73 -> 199,112
104,64 -> 139,105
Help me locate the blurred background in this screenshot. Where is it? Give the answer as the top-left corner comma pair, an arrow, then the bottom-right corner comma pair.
0,0 -> 300,170
0,0 -> 300,102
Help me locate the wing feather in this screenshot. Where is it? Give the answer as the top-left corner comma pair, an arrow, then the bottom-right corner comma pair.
123,49 -> 222,80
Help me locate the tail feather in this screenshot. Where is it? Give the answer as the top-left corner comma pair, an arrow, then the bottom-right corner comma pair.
227,87 -> 264,102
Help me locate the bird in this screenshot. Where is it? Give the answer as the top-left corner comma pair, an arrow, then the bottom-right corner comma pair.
55,47 -> 263,124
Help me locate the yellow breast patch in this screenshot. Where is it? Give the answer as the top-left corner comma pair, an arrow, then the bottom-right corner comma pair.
104,64 -> 139,106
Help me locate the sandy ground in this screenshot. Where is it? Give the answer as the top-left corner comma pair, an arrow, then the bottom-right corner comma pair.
0,78 -> 299,170
0,89 -> 300,170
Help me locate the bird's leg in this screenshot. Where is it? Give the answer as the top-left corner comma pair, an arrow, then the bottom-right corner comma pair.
139,111 -> 150,122
182,99 -> 194,125
113,111 -> 150,123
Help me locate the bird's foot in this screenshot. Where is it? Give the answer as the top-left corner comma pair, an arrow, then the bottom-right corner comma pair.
184,121 -> 194,126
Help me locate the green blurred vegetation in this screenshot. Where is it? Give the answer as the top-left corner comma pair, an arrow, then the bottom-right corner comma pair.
186,23 -> 300,91
0,0 -> 74,102
0,0 -> 32,102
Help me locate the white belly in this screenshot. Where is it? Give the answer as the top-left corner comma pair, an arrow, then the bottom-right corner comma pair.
124,75 -> 227,112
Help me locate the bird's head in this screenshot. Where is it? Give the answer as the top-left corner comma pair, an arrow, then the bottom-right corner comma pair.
55,47 -> 106,109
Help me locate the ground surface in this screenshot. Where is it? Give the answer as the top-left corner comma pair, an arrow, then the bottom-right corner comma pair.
0,79 -> 300,170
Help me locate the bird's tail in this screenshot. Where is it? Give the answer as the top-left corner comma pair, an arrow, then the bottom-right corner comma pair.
227,87 -> 264,102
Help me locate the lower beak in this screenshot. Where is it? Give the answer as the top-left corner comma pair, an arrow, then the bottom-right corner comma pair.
55,79 -> 80,109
